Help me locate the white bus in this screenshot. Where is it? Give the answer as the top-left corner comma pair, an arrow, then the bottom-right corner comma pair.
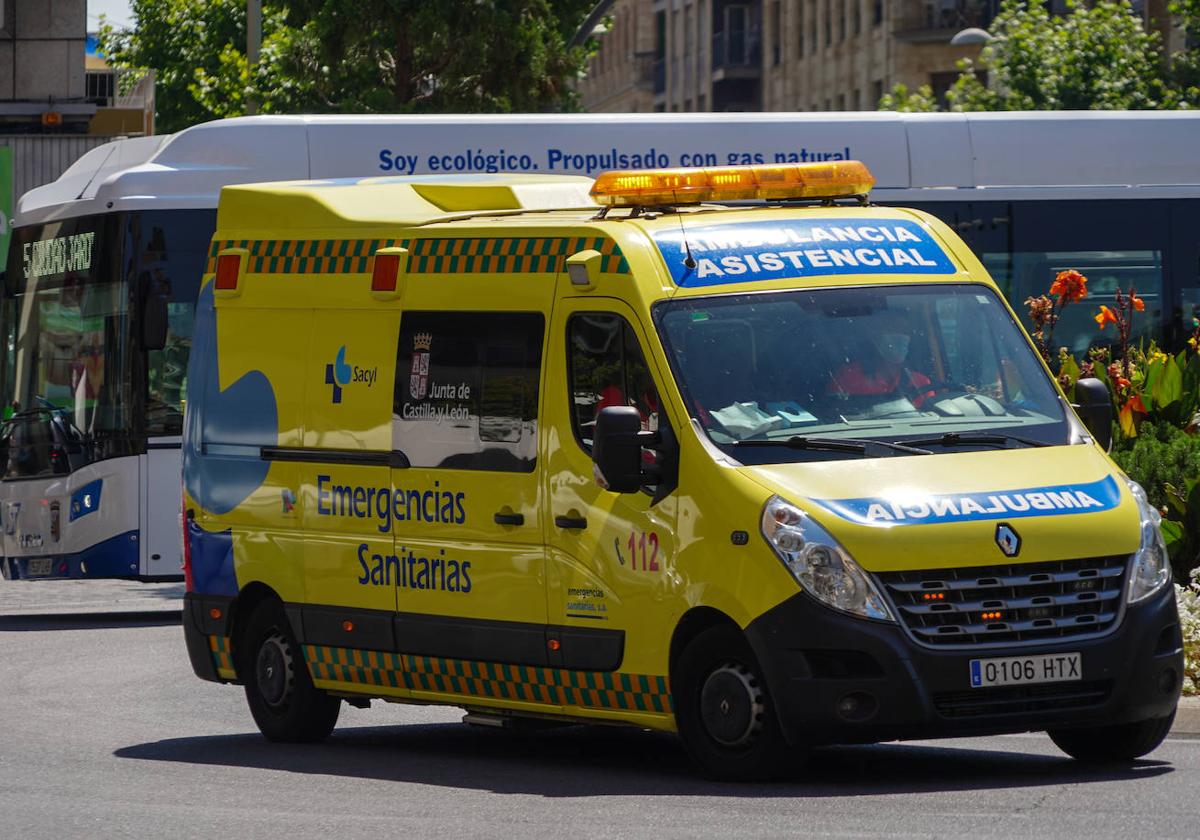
2,111 -> 1198,580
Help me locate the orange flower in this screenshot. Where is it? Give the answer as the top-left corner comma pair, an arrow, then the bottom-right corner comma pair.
1050,269 -> 1088,304
1131,292 -> 1145,312
1095,305 -> 1118,329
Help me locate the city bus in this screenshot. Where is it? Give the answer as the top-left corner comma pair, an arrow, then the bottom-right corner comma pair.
2,111 -> 1198,580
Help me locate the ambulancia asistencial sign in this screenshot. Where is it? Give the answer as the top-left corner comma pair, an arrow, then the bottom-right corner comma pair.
652,218 -> 957,287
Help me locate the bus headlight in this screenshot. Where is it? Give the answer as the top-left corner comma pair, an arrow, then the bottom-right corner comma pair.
761,496 -> 893,621
1125,480 -> 1172,604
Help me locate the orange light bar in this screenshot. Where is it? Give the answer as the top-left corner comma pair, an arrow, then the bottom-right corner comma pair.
590,161 -> 875,206
981,611 -> 1004,622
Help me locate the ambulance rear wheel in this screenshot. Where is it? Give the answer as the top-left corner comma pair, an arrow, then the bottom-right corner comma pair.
1047,711 -> 1175,762
241,600 -> 340,742
675,625 -> 794,781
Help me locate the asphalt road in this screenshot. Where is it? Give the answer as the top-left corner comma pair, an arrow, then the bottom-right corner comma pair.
2,581 -> 1199,839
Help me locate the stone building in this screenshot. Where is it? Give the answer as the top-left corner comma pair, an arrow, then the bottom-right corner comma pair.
577,0 -> 1184,113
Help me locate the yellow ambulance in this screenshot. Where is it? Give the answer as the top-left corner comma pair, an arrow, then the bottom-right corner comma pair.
181,162 -> 1182,780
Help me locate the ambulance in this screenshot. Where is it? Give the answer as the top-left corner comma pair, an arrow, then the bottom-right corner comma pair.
181,162 -> 1182,780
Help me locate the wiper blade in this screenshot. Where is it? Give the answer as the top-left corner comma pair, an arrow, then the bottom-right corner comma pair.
899,432 -> 1048,450
730,435 -> 932,456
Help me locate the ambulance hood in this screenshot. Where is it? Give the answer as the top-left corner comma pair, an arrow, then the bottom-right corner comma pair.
740,444 -> 1139,573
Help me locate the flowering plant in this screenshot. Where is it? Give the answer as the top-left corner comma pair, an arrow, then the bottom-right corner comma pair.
1025,269 -> 1088,362
1177,570 -> 1200,696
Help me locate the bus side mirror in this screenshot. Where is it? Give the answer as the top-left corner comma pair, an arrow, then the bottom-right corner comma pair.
593,406 -> 651,493
143,293 -> 169,350
1073,377 -> 1112,451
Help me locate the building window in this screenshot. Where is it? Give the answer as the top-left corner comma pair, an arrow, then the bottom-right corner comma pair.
393,312 -> 544,472
836,93 -> 845,110
771,1 -> 782,65
872,79 -> 884,107
840,2 -> 846,41
853,88 -> 861,110
853,0 -> 862,35
824,0 -> 832,45
873,0 -> 883,26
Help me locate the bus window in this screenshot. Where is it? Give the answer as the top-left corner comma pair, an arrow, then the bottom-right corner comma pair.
987,250 -> 1164,357
123,210 -> 210,437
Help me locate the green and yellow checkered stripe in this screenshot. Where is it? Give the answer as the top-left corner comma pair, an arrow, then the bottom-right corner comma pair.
406,236 -> 628,275
205,236 -> 629,276
206,238 -> 401,275
303,645 -> 671,713
209,635 -> 236,680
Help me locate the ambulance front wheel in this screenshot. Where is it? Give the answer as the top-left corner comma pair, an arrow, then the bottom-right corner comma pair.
1047,711 -> 1175,763
241,599 -> 341,742
674,625 -> 797,781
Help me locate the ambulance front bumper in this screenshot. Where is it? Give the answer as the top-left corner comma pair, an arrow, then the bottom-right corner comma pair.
744,582 -> 1183,747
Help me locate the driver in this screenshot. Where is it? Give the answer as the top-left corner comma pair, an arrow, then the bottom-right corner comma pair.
828,310 -> 937,406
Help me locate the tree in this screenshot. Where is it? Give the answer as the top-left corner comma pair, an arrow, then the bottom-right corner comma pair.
879,0 -> 1200,111
100,1 -> 598,134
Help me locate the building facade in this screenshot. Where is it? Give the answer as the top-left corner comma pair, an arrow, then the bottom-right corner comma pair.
577,0 -> 990,112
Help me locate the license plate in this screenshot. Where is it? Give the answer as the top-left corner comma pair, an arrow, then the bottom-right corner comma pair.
25,557 -> 52,577
969,652 -> 1081,688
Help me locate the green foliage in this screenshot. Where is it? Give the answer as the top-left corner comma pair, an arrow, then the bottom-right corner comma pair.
881,0 -> 1200,112
99,0 -> 598,134
877,84 -> 939,112
1111,423 -> 1200,579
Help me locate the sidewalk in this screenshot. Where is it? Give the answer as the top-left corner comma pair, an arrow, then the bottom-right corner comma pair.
1173,695 -> 1200,736
0,576 -> 183,617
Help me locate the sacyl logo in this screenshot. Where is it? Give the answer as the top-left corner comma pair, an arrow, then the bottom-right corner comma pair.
325,346 -> 377,404
995,523 -> 1021,557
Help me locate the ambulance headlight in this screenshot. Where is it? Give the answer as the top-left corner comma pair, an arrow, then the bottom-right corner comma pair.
761,496 -> 893,621
1125,480 -> 1172,604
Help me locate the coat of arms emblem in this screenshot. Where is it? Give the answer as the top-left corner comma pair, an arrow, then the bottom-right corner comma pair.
409,332 -> 432,400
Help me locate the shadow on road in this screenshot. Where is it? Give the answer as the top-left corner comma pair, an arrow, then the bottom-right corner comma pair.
114,721 -> 1172,795
0,611 -> 181,631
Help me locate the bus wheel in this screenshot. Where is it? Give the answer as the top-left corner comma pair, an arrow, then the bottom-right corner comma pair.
674,625 -> 795,781
1047,711 -> 1175,762
241,600 -> 340,742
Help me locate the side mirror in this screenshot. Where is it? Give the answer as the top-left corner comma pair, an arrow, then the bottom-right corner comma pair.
143,293 -> 169,350
1073,377 -> 1112,451
593,406 -> 650,493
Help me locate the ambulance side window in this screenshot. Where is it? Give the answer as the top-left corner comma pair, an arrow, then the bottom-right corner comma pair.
393,311 -> 543,472
567,313 -> 660,457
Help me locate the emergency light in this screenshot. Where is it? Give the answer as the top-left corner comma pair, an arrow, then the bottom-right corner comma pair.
589,161 -> 875,206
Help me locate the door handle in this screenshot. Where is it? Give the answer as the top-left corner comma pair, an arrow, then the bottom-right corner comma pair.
555,515 -> 588,530
493,511 -> 525,526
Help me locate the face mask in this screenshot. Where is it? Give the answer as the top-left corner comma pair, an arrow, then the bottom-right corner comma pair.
874,332 -> 910,364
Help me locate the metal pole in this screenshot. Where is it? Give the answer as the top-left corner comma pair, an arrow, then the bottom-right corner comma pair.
246,0 -> 262,115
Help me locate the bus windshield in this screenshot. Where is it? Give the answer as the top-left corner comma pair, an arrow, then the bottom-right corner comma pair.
653,284 -> 1070,462
1,210 -> 208,478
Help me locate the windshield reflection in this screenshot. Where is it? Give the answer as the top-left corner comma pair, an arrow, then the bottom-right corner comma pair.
654,284 -> 1069,461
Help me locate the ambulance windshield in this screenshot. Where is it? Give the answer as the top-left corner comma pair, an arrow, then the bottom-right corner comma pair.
654,284 -> 1070,460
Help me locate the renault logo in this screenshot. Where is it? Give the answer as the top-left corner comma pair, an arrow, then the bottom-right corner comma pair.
995,523 -> 1021,557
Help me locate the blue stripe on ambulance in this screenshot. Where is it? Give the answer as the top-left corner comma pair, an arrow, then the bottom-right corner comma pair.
813,475 -> 1121,527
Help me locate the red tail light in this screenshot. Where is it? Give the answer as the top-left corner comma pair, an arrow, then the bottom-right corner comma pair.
371,253 -> 401,292
181,486 -> 194,592
215,254 -> 241,291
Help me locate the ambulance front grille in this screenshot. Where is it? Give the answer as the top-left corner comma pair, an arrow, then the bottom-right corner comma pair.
877,555 -> 1129,648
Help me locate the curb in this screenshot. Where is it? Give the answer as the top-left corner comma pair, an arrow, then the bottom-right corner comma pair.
1171,695 -> 1200,736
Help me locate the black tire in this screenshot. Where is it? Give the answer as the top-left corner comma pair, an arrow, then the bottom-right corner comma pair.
1047,711 -> 1175,762
240,599 -> 340,742
674,624 -> 798,781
